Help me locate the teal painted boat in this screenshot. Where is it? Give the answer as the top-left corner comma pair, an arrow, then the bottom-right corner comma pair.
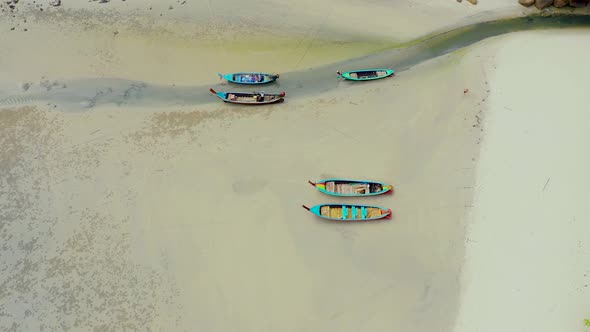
302,204 -> 392,221
336,68 -> 394,81
308,179 -> 393,197
209,88 -> 285,105
218,72 -> 279,85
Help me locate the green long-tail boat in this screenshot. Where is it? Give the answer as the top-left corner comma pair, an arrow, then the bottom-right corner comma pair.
336,68 -> 395,81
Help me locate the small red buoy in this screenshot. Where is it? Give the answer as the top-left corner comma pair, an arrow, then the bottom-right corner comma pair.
464,89 -> 469,94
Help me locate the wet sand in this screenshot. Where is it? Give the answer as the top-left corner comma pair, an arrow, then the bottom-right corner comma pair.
1,1 -> 587,331
0,0 -> 525,87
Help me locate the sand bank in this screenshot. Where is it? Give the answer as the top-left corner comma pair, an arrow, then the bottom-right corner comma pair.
0,36 -> 490,330
5,1 -> 586,331
452,30 -> 590,332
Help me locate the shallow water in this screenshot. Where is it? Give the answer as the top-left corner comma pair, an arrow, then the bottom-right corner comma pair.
3,14 -> 590,111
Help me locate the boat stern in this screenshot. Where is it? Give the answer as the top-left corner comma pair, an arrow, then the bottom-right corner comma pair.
383,208 -> 392,219
218,73 -> 233,82
209,88 -> 227,100
216,92 -> 228,100
315,182 -> 326,191
310,205 -> 322,216
341,72 -> 353,80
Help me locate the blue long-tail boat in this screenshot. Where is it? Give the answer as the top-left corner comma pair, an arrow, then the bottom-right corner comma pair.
302,204 -> 392,221
218,72 -> 279,85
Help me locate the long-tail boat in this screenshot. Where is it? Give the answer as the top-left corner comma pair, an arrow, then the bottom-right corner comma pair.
209,88 -> 285,105
308,178 -> 393,196
302,204 -> 392,221
336,68 -> 394,81
218,72 -> 279,85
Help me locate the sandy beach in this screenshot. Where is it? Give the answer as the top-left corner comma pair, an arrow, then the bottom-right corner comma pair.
1,0 -> 589,331
453,30 -> 590,332
1,48 -> 487,331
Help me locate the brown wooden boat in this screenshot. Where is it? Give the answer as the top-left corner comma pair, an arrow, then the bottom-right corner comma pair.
209,88 -> 285,105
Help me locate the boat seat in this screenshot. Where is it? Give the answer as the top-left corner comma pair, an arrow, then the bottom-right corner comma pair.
351,206 -> 358,219
342,206 -> 348,219
326,181 -> 335,192
330,207 -> 343,219
361,206 -> 367,219
338,184 -> 354,194
367,208 -> 382,218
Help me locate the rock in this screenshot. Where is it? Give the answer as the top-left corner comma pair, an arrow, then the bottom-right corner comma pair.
466,0 -> 477,4
569,0 -> 587,6
554,0 -> 569,7
535,0 -> 554,9
49,0 -> 60,6
518,0 -> 536,6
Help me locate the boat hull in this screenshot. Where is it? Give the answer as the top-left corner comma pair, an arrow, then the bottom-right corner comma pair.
219,72 -> 279,85
302,204 -> 392,221
209,88 -> 285,105
309,179 -> 393,197
337,68 -> 395,81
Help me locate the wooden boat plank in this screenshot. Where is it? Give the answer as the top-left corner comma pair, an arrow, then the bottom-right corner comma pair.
366,207 -> 384,218
330,207 -> 342,219
326,181 -> 335,192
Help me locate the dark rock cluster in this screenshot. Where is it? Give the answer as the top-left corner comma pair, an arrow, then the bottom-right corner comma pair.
519,0 -> 590,9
